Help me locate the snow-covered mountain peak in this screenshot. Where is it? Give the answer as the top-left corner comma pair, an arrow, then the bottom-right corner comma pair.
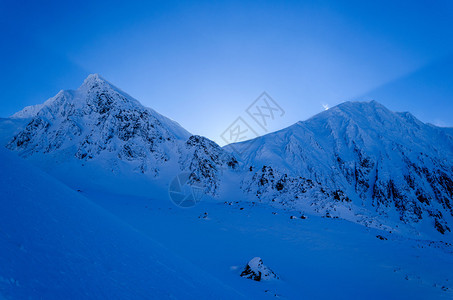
11,74 -> 142,119
78,73 -> 113,92
5,75 -> 236,194
6,75 -> 194,174
82,73 -> 104,84
227,100 -> 453,237
73,73 -> 142,110
308,100 -> 394,124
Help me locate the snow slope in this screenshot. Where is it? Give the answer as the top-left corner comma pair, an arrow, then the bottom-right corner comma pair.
3,145 -> 450,299
0,148 -> 244,299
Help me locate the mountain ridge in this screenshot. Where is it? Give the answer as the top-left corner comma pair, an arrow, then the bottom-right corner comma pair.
3,74 -> 453,239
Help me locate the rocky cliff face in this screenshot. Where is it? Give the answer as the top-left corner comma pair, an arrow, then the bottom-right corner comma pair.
179,135 -> 238,195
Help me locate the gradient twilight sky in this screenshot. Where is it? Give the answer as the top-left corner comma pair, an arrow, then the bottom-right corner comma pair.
1,0 -> 452,145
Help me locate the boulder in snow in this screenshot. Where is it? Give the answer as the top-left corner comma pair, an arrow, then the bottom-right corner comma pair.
240,257 -> 278,281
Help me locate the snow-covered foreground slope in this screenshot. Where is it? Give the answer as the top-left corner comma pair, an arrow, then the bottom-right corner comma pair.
81,186 -> 453,299
0,149 -> 244,299
226,101 -> 453,239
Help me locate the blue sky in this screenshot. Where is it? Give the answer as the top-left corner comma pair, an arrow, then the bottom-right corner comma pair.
1,0 -> 452,144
